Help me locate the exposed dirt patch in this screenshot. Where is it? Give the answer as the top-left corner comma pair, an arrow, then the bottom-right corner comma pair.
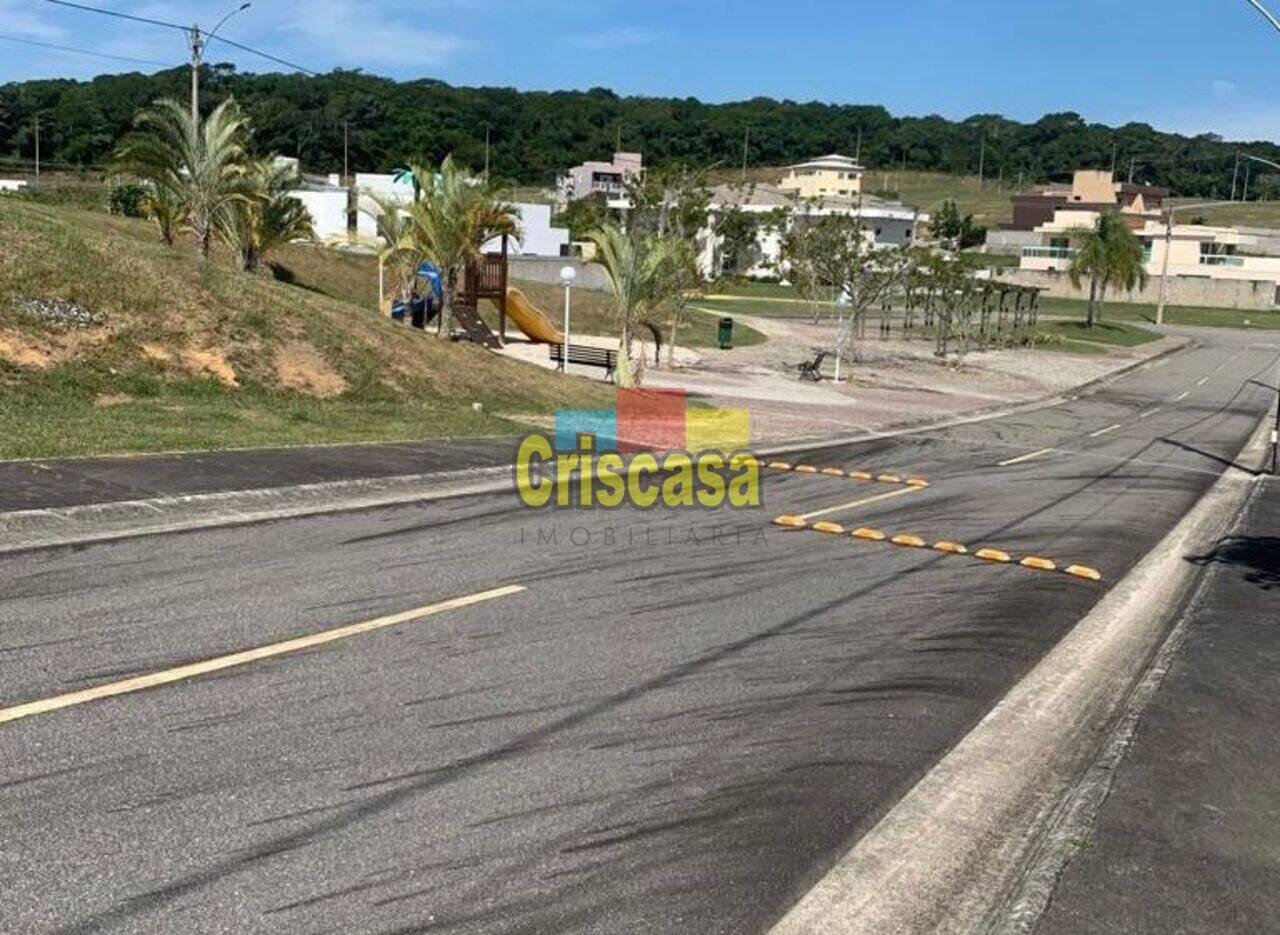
183,347 -> 239,387
94,393 -> 132,408
274,342 -> 348,398
141,344 -> 173,364
0,332 -> 51,369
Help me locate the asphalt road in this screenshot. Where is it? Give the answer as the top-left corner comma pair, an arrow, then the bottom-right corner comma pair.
1,327 -> 1276,934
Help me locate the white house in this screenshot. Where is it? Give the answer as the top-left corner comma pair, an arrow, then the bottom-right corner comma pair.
698,180 -> 925,279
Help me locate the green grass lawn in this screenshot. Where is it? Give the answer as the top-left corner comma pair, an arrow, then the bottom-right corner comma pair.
1166,199 -> 1280,229
1037,296 -> 1280,330
1036,320 -> 1161,355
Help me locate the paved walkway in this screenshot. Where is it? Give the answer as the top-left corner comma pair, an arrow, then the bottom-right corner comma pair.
0,436 -> 520,514
1037,478 -> 1280,934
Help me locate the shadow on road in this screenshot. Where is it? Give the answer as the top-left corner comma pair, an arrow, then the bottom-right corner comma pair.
1188,535 -> 1280,590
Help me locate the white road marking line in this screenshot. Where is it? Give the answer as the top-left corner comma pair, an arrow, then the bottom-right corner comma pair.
1088,424 -> 1122,438
1172,391 -> 1189,403
1137,407 -> 1161,419
1197,377 -> 1210,386
997,447 -> 1057,467
0,585 -> 527,726
798,485 -> 922,521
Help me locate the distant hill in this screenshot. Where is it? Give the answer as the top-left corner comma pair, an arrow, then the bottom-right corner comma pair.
2,67 -> 1279,198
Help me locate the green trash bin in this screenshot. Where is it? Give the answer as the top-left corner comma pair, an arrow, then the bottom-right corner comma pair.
718,316 -> 734,350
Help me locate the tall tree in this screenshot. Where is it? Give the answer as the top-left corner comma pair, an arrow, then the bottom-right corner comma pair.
1067,212 -> 1148,327
113,97 -> 254,258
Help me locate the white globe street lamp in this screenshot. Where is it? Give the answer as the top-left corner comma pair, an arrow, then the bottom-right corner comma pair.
559,265 -> 577,373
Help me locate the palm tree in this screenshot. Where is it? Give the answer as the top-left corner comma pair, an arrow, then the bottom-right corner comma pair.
140,182 -> 187,247
586,223 -> 678,388
1068,212 -> 1149,327
403,156 -> 520,336
217,158 -> 314,272
357,191 -> 418,308
114,97 -> 254,258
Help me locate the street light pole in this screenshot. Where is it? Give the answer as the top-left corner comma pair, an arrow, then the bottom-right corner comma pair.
559,266 -> 577,373
1155,199 -> 1238,325
190,3 -> 251,125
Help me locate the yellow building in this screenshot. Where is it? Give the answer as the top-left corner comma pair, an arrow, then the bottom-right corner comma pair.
778,154 -> 864,200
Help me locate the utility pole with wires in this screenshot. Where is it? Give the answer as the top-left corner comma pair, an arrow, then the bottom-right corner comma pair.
483,123 -> 492,180
977,135 -> 986,189
741,128 -> 750,181
189,4 -> 251,124
33,115 -> 40,184
343,120 -> 349,185
1232,151 -> 1242,201
855,127 -> 862,164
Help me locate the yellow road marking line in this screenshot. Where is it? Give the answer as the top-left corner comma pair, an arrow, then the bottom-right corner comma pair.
1172,391 -> 1189,403
0,585 -> 526,727
1088,424 -> 1121,438
796,485 -> 922,522
997,447 -> 1057,467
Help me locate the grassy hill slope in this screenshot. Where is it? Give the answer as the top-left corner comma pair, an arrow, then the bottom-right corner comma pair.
0,200 -> 613,459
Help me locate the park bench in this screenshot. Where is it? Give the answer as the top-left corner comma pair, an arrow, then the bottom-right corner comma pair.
797,350 -> 829,382
549,344 -> 618,381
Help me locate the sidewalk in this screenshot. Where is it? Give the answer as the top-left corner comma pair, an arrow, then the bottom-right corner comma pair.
1036,479 -> 1280,933
0,436 -> 519,514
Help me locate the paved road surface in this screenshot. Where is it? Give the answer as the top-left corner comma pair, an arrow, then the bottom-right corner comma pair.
1,327 -> 1276,934
1035,477 -> 1279,934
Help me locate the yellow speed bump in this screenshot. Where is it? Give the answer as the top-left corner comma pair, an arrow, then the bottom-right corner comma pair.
975,548 -> 1013,563
1020,556 -> 1057,572
851,527 -> 887,541
933,541 -> 969,554
906,478 -> 930,488
849,471 -> 874,481
891,534 -> 927,548
768,461 -> 794,471
877,474 -> 903,484
1065,565 -> 1103,582
821,467 -> 846,477
812,521 -> 846,534
773,515 -> 807,528
795,465 -> 819,474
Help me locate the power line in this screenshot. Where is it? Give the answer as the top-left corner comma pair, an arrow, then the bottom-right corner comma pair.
206,34 -> 318,76
40,0 -> 190,34
0,32 -> 173,68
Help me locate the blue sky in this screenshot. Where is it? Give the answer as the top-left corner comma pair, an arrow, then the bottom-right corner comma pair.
4,1 -> 1280,141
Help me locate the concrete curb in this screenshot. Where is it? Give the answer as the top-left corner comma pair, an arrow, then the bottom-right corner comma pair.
0,338 -> 1193,556
0,466 -> 514,556
767,409 -> 1274,935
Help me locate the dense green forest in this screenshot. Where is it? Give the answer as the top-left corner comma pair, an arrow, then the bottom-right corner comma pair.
3,66 -> 1280,197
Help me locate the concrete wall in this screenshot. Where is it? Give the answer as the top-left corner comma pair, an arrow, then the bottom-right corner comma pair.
993,267 -> 1280,310
985,229 -> 1041,255
509,256 -> 611,292
295,190 -> 349,241
482,203 -> 569,258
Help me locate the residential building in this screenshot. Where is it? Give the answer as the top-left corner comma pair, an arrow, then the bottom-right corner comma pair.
698,179 -> 925,279
1010,169 -> 1167,231
777,154 -> 864,200
558,151 -> 643,202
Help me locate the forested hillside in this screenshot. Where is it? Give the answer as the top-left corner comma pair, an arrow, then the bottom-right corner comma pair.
3,66 -> 1279,197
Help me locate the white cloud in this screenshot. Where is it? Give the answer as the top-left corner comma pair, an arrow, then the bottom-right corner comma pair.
0,0 -> 65,40
1211,78 -> 1240,100
563,27 -> 661,50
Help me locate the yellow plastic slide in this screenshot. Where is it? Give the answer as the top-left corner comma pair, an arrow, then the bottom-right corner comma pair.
500,286 -> 564,344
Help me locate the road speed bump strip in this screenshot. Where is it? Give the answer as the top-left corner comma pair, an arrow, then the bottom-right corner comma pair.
1066,564 -> 1103,581
975,548 -> 1013,563
768,461 -> 794,471
1020,557 -> 1057,572
813,521 -> 846,534
774,515 -> 807,528
849,471 -> 874,481
891,534 -> 927,548
852,527 -> 887,541
877,474 -> 903,484
795,465 -> 819,474
933,541 -> 969,554
0,585 -> 527,726
822,468 -> 846,477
